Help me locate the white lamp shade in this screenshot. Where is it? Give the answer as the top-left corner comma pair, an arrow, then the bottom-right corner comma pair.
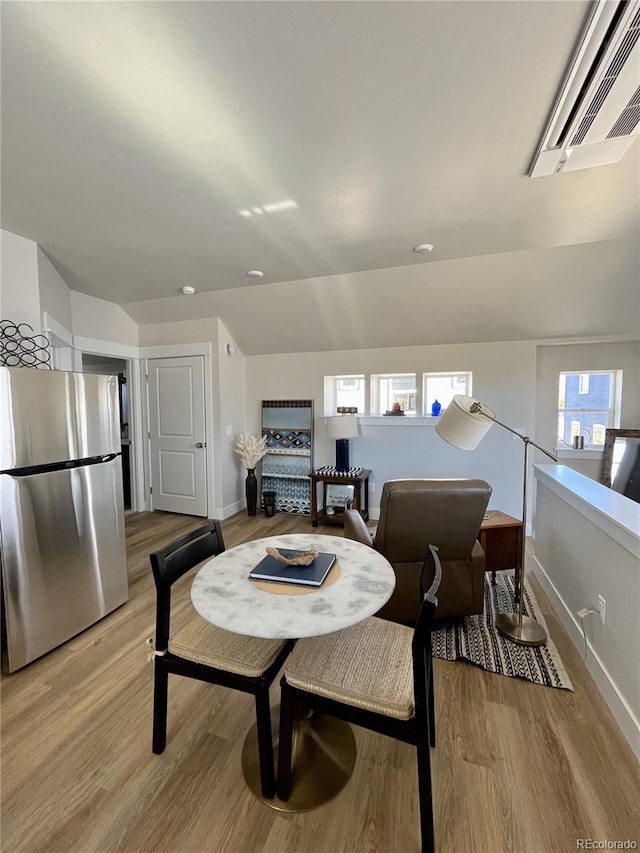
327,414 -> 359,440
435,395 -> 496,451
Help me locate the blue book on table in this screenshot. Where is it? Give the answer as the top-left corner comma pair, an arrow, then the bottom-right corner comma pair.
249,549 -> 336,587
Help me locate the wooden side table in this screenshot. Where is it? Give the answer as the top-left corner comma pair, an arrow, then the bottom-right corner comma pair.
310,467 -> 371,527
479,509 -> 523,603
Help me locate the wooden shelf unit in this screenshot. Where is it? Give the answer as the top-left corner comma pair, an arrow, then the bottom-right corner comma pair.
310,467 -> 372,527
261,400 -> 314,515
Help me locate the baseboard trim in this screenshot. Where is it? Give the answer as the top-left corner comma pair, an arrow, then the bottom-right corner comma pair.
215,500 -> 245,520
532,555 -> 640,761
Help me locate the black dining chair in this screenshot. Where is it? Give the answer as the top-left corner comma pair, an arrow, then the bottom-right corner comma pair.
149,521 -> 294,798
277,544 -> 442,852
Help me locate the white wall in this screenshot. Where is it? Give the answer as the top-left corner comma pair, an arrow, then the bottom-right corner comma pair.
1,228 -> 140,355
37,248 -> 72,332
123,237 -> 640,357
5,223 -> 638,529
138,317 -> 217,348
534,466 -> 640,760
71,291 -> 138,347
246,340 -> 538,521
138,317 -> 246,517
1,229 -> 40,332
216,320 -> 247,515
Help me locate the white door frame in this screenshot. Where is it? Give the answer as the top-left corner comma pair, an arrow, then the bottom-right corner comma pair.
146,355 -> 207,516
72,334 -> 143,512
69,337 -> 218,517
140,343 -> 217,518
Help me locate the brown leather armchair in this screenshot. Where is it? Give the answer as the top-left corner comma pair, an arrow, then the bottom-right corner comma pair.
344,478 -> 492,623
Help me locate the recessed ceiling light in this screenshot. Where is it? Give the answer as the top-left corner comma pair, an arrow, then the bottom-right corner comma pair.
412,243 -> 434,254
181,285 -> 196,295
238,199 -> 298,218
262,200 -> 298,213
247,270 -> 264,278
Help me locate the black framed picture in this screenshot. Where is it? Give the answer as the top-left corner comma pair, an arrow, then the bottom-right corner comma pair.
325,484 -> 355,510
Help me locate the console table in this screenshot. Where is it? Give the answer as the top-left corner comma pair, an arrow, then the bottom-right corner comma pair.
310,467 -> 371,527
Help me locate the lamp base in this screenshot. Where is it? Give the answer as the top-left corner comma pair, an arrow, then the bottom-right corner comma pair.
495,613 -> 547,647
335,438 -> 350,472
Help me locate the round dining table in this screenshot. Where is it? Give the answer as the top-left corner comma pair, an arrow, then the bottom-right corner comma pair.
191,533 -> 396,810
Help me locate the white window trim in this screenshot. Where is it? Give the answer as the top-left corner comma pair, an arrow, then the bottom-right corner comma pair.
324,374 -> 366,417
422,371 -> 472,417
328,415 -> 442,427
557,369 -> 622,449
325,371 -> 474,418
556,448 -> 604,460
370,372 -> 419,416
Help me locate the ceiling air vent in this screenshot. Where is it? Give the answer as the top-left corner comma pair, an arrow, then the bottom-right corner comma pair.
607,83 -> 640,137
529,0 -> 640,177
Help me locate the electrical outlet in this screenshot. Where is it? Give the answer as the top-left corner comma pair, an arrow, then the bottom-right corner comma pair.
226,425 -> 233,436
597,595 -> 606,625
369,482 -> 376,492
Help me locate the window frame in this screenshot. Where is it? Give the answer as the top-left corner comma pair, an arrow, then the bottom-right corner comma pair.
370,372 -> 418,416
324,374 -> 366,416
324,370 -> 475,417
557,369 -> 622,448
422,371 -> 473,416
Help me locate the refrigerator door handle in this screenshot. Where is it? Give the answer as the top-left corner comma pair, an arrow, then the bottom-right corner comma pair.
3,455 -> 108,477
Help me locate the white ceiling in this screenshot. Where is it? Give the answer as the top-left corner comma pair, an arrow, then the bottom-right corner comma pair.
1,1 -> 639,354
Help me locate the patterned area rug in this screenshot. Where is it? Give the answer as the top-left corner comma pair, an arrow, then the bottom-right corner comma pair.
432,574 -> 573,690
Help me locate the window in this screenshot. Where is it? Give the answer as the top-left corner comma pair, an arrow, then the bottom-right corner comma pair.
338,378 -> 359,391
423,372 -> 472,415
325,370 -> 474,416
371,373 -> 417,415
557,371 -> 622,447
325,375 -> 365,415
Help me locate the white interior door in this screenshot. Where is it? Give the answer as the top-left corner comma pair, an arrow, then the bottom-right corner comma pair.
148,356 -> 207,516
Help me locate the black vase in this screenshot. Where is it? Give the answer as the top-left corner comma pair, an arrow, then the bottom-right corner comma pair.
245,468 -> 258,516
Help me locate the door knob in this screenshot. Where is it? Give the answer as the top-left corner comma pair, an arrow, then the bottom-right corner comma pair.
195,442 -> 205,448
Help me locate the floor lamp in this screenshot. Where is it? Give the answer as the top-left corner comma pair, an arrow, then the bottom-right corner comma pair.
435,394 -> 557,647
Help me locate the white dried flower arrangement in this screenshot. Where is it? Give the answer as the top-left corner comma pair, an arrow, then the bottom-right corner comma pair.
233,433 -> 268,469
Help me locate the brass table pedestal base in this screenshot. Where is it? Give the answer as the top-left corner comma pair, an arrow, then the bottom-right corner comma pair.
241,709 -> 356,812
495,612 -> 547,647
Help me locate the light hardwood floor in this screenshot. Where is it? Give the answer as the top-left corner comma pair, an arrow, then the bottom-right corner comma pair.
1,510 -> 639,853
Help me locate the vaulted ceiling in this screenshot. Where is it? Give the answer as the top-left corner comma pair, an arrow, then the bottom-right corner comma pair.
1,1 -> 638,354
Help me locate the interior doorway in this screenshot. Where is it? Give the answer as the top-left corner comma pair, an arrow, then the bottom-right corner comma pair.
81,354 -> 133,512
146,356 -> 208,516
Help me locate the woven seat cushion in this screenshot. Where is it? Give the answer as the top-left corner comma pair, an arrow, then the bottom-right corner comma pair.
169,618 -> 286,677
284,617 -> 414,720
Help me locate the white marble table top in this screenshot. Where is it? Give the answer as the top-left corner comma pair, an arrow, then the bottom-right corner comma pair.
191,534 -> 396,639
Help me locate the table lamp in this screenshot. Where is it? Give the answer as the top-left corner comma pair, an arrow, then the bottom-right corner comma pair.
327,414 -> 359,472
435,395 -> 557,647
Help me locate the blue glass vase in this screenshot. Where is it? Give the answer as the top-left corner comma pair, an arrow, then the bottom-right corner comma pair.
431,399 -> 441,417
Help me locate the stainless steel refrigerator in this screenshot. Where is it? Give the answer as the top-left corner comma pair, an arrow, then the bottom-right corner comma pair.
0,367 -> 129,672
